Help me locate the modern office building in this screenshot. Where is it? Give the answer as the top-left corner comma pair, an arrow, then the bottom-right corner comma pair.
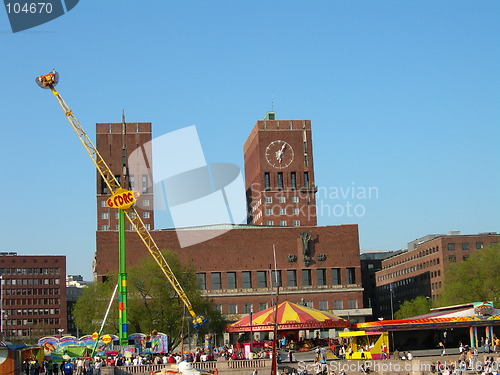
94,114 -> 371,324
360,250 -> 402,320
375,232 -> 500,319
66,275 -> 89,337
0,253 -> 67,340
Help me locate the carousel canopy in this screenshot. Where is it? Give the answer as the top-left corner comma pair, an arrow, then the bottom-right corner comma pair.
227,301 -> 350,333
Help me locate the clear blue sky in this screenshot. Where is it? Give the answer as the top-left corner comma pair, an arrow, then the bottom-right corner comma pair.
1,1 -> 498,281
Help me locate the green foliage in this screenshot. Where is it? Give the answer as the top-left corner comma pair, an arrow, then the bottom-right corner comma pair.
74,250 -> 227,350
73,277 -> 118,335
436,244 -> 500,307
394,295 -> 432,319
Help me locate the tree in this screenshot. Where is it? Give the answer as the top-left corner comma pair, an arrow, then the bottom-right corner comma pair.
436,244 -> 500,307
73,250 -> 227,350
73,278 -> 119,335
394,296 -> 432,319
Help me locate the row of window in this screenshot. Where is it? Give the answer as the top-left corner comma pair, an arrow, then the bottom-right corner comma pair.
219,299 -> 359,315
2,298 -> 59,306
101,175 -> 150,195
1,278 -> 59,285
431,281 -> 442,290
4,308 -> 60,317
265,220 -> 301,227
3,288 -> 60,296
384,246 -> 440,269
101,224 -> 151,231
265,208 -> 302,216
100,199 -> 150,208
0,268 -> 60,276
197,268 -> 357,290
264,172 -> 311,191
101,211 -> 150,220
448,255 -> 469,262
4,318 -> 60,328
447,242 -> 484,250
265,196 -> 300,204
378,258 -> 440,282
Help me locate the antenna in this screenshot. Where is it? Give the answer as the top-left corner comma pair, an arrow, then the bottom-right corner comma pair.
271,96 -> 275,112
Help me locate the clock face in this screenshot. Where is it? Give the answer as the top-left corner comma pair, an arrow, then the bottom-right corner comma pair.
265,140 -> 294,169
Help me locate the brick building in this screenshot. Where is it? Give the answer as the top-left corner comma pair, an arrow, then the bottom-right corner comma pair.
0,253 -> 67,340
244,112 -> 317,226
375,232 -> 500,319
94,114 -> 371,325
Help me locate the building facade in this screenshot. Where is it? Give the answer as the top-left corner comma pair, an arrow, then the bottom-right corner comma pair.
375,232 -> 500,319
96,122 -> 154,232
94,114 -> 370,323
0,253 -> 67,340
66,275 -> 89,337
244,112 -> 317,227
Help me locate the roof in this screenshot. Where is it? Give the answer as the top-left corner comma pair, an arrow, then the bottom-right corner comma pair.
227,301 -> 350,332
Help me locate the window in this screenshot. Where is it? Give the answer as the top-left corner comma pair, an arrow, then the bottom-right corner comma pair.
287,270 -> 297,286
463,255 -> 469,261
211,272 -> 222,290
461,243 -> 469,250
259,303 -> 268,311
304,172 -> 309,189
291,172 -> 297,190
348,299 -> 358,309
101,213 -> 109,220
346,268 -> 356,284
101,225 -> 109,231
334,300 -> 343,310
271,270 -> 282,287
448,243 -> 455,250
476,242 -> 484,249
302,269 -> 311,286
142,199 -> 150,207
332,268 -> 341,285
213,305 -> 222,313
293,220 -> 300,226
265,197 -> 272,203
115,212 -> 119,219
277,172 -> 283,190
144,224 -> 150,230
278,197 -> 286,203
257,271 -> 267,288
265,173 -> 270,191
449,255 -> 456,262
129,175 -> 135,190
142,175 -> 149,193
280,208 -> 286,215
143,211 -> 150,219
101,201 -> 107,207
367,264 -> 374,269
227,272 -> 237,289
242,271 -> 252,288
266,208 -> 273,215
317,269 -> 326,286
244,304 -> 253,314
319,300 -> 328,310
280,221 -> 287,226
292,196 -> 299,203
228,304 -> 238,314
266,221 -> 273,226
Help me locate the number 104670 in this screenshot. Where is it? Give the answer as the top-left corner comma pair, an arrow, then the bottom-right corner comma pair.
5,2 -> 53,14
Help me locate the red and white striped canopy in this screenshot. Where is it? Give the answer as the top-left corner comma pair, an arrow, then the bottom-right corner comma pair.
227,301 -> 350,332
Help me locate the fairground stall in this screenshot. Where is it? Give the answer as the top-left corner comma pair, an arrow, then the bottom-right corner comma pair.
355,302 -> 500,352
226,301 -> 350,357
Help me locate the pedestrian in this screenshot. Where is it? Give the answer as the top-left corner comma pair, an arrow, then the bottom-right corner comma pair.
62,360 -> 74,375
46,360 -> 54,375
439,342 -> 446,356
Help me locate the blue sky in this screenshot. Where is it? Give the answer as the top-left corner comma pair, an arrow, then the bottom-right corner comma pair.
1,1 -> 498,280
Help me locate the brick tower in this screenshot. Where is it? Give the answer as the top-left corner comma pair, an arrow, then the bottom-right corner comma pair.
244,112 -> 317,226
95,121 -> 154,233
